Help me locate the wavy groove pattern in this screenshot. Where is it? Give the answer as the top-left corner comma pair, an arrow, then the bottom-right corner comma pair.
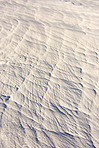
0,0 -> 99,147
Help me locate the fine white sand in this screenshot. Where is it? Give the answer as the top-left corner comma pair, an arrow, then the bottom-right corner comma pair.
0,0 -> 99,147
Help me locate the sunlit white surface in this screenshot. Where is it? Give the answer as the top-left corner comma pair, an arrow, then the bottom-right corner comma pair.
0,0 -> 99,147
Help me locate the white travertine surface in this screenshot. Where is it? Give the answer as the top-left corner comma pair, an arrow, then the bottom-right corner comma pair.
0,0 -> 99,147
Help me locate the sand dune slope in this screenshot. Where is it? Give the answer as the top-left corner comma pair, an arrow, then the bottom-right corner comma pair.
0,0 -> 99,147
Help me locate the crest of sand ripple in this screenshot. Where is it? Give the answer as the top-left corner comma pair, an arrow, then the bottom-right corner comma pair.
0,0 -> 99,147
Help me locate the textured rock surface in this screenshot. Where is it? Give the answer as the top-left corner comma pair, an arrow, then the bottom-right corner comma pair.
0,0 -> 99,147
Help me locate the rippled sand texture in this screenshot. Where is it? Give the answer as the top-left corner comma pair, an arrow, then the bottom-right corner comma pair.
0,0 -> 99,147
